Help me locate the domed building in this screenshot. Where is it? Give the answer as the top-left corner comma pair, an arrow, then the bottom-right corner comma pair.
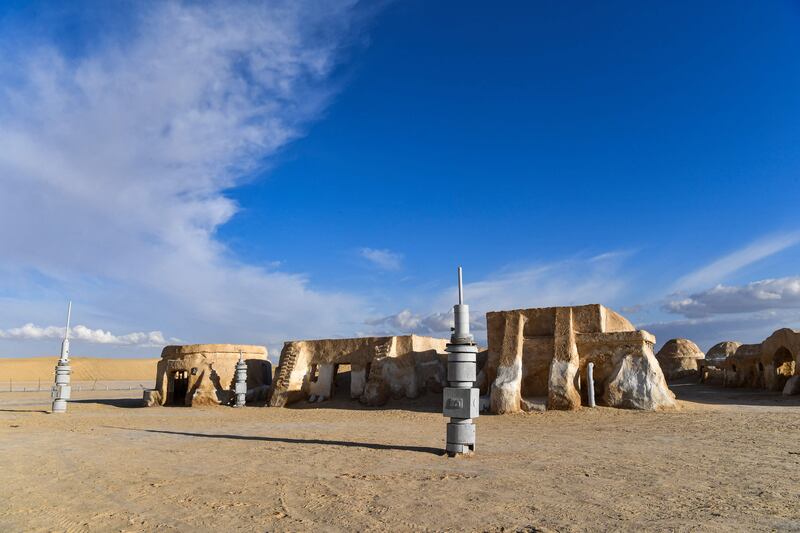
705,341 -> 741,366
698,341 -> 741,383
656,338 -> 705,381
720,343 -> 763,388
144,344 -> 271,407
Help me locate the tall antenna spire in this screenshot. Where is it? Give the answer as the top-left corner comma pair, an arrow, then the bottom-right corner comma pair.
64,301 -> 72,341
457,266 -> 463,305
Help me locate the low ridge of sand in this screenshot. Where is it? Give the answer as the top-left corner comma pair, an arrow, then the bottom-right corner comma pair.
0,356 -> 158,381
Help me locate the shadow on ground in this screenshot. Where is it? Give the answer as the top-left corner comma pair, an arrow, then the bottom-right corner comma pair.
286,392 -> 442,414
671,380 -> 800,407
71,398 -> 145,408
111,427 -> 445,456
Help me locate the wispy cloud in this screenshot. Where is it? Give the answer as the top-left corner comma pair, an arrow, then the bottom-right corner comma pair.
647,233 -> 800,347
672,231 -> 800,292
0,1 -> 372,354
0,324 -> 174,347
449,257 -> 627,314
359,248 -> 403,271
366,253 -> 629,341
366,309 -> 485,336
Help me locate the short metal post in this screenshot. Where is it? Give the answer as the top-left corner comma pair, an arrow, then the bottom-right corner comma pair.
587,362 -> 596,408
233,351 -> 248,407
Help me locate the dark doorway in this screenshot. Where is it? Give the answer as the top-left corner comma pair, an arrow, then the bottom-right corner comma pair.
772,347 -> 795,389
333,364 -> 352,399
170,370 -> 189,406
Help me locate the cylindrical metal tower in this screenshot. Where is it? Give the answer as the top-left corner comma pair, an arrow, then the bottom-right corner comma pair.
443,267 -> 479,456
233,351 -> 248,408
52,302 -> 72,414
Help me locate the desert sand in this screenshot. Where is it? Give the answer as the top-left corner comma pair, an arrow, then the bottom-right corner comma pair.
1,381 -> 799,532
0,357 -> 158,383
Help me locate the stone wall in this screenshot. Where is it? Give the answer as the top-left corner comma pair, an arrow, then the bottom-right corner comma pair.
484,304 -> 675,413
720,344 -> 763,389
268,335 -> 448,407
146,344 -> 270,406
655,338 -> 705,381
760,328 -> 799,392
717,328 -> 800,395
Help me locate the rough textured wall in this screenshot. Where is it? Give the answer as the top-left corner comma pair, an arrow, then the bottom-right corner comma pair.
489,312 -> 525,414
655,338 -> 705,381
268,335 -> 448,407
760,328 -> 799,391
705,341 -> 741,366
707,328 -> 800,395
713,329 -> 800,394
484,304 -> 675,413
721,344 -> 763,388
148,344 -> 269,406
547,308 -> 582,410
698,341 -> 740,384
601,306 -> 636,333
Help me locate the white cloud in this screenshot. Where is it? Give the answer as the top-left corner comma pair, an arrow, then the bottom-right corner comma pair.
444,257 -> 626,314
626,234 -> 800,349
639,310 -> 800,352
672,231 -> 800,291
359,248 -> 403,271
0,324 -> 173,347
664,276 -> 800,318
0,1 -> 371,354
367,309 -> 421,330
366,308 -> 485,337
366,254 -> 628,341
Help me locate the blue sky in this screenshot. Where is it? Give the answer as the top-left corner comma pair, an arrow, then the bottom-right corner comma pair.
1,0 -> 799,357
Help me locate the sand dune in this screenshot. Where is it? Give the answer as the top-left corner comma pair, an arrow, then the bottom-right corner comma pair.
0,357 -> 158,382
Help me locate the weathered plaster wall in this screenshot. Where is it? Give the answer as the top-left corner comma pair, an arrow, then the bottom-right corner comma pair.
147,344 -> 269,407
715,329 -> 800,394
720,344 -> 764,389
760,328 -> 799,391
484,304 -> 675,413
655,338 -> 705,381
268,335 -> 449,407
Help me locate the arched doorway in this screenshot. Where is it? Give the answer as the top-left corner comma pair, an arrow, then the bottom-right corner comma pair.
770,347 -> 795,390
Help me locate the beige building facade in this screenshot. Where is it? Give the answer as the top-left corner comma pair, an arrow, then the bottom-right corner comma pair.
145,344 -> 270,407
483,304 -> 675,413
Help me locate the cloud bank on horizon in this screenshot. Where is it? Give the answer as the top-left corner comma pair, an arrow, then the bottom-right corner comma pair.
0,324 -> 173,347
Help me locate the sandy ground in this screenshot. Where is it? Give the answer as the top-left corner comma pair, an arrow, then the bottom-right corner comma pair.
1,382 -> 799,532
0,357 -> 158,384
